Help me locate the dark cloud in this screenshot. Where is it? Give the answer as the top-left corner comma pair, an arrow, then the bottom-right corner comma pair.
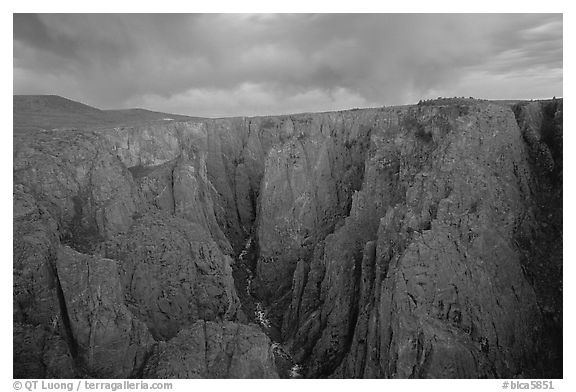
13,14 -> 562,117
14,14 -> 79,59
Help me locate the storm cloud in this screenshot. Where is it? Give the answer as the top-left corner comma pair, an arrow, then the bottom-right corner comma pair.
13,13 -> 562,117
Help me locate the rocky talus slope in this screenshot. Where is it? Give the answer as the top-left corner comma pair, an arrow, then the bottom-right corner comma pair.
13,98 -> 562,378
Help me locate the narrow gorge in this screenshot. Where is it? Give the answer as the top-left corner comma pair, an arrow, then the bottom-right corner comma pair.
13,98 -> 562,379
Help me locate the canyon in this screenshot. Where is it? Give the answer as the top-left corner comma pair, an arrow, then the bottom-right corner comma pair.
13,96 -> 562,378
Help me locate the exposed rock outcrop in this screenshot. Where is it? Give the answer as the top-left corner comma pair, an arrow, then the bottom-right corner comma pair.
143,321 -> 279,378
278,101 -> 560,378
204,117 -> 280,252
254,112 -> 372,325
100,117 -> 284,254
102,122 -> 233,254
13,185 -> 77,378
13,185 -> 61,327
56,246 -> 155,377
13,323 -> 77,379
14,129 -> 141,251
511,99 -> 563,377
13,127 -> 247,377
97,212 -> 242,340
128,156 -> 232,255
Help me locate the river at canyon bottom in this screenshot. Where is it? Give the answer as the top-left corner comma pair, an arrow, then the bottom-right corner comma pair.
233,237 -> 303,379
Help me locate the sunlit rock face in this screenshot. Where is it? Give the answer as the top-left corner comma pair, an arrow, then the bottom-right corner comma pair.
13,98 -> 562,378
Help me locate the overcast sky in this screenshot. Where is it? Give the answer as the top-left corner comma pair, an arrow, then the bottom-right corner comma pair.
13,14 -> 562,117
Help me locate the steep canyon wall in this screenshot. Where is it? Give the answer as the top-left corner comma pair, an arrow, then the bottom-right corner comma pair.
13,98 -> 562,378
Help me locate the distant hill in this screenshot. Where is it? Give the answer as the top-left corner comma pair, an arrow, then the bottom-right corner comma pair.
13,95 -> 201,132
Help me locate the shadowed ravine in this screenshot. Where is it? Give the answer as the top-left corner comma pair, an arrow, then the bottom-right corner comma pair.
232,237 -> 304,378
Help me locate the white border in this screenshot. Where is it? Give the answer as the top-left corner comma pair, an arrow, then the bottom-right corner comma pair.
2,2 -> 571,390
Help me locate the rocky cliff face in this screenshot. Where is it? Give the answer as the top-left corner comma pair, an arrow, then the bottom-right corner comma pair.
322,103 -> 539,378
143,321 -> 279,379
56,246 -> 154,377
275,100 -> 562,378
14,130 -> 141,251
254,112 -> 372,324
13,98 -> 562,378
511,99 -> 563,377
13,127 -> 277,378
97,212 -> 241,340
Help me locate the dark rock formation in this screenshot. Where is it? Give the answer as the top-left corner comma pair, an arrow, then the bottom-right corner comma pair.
254,112 -> 372,326
143,321 -> 278,378
13,127 -> 248,377
13,129 -> 141,251
13,185 -> 77,378
280,101 -> 561,378
97,212 -> 242,340
511,99 -> 563,377
13,323 -> 76,379
101,122 -> 233,254
13,98 -> 562,379
14,185 -> 61,327
56,246 -> 154,377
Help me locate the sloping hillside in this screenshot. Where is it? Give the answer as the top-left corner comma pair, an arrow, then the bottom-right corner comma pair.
13,95 -> 201,132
